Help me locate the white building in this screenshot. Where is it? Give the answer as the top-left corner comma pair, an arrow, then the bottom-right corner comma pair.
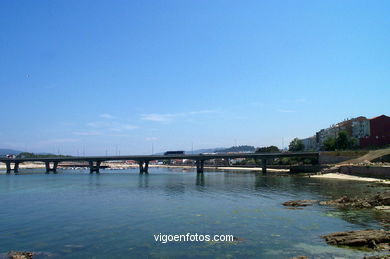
301,136 -> 318,151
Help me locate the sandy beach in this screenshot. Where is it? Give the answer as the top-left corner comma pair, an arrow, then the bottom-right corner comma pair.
0,162 -> 45,169
311,173 -> 390,183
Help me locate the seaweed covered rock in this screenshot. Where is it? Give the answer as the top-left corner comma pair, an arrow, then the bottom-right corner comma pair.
319,191 -> 390,209
321,229 -> 390,250
282,200 -> 316,207
364,255 -> 390,259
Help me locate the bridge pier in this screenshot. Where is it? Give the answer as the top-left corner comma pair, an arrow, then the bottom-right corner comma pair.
196,160 -> 205,173
196,172 -> 205,186
224,158 -> 230,166
5,161 -> 19,173
45,162 -> 58,173
262,159 -> 267,174
139,161 -> 149,174
5,162 -> 11,173
89,161 -> 101,173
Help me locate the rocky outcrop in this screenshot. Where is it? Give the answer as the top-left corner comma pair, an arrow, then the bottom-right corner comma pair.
364,255 -> 390,259
319,191 -> 390,209
282,200 -> 316,207
7,251 -> 34,259
321,229 -> 390,250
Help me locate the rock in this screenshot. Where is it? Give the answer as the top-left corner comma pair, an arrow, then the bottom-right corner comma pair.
233,236 -> 245,242
282,200 -> 316,207
7,251 -> 34,259
321,229 -> 390,249
375,206 -> 390,212
319,191 -> 390,209
364,255 -> 390,259
290,256 -> 309,259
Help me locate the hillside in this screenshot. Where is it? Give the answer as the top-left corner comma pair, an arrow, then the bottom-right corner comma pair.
0,149 -> 23,156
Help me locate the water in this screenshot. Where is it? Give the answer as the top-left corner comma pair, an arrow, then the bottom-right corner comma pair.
0,168 -> 389,258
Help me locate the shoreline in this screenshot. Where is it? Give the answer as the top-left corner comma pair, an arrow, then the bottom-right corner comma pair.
311,173 -> 390,183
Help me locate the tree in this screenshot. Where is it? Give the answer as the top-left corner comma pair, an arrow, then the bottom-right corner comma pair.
289,138 -> 304,152
322,131 -> 358,151
335,131 -> 349,150
335,130 -> 358,150
323,136 -> 336,151
255,145 -> 280,153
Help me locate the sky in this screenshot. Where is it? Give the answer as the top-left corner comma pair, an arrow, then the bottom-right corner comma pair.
0,0 -> 389,155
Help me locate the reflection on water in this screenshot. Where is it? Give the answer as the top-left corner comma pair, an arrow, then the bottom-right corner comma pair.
0,168 -> 389,259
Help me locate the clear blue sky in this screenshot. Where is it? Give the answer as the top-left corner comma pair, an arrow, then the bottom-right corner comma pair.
1,0 -> 389,155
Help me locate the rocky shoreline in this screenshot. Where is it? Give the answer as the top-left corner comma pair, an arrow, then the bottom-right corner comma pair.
321,229 -> 390,250
283,191 -> 390,258
282,191 -> 390,209
319,191 -> 390,209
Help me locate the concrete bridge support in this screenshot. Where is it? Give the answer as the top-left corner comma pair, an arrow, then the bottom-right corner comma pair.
5,161 -> 19,174
196,172 -> 205,186
223,158 -> 230,166
89,161 -> 101,173
196,160 -> 205,173
139,161 -> 149,174
262,159 -> 267,174
45,162 -> 58,173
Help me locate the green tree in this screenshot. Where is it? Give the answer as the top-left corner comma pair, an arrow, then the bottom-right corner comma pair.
255,145 -> 280,153
288,138 -> 304,152
335,131 -> 349,150
335,130 -> 357,150
323,136 -> 336,151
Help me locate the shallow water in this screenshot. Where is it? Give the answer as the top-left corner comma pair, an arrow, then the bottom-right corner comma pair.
0,168 -> 388,258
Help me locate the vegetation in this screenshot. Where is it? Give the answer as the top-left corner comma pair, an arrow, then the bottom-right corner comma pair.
235,144 -> 317,166
323,136 -> 336,151
289,138 -> 304,152
321,131 -> 358,151
16,152 -> 72,159
217,145 -> 255,153
273,157 -> 318,165
255,145 -> 280,153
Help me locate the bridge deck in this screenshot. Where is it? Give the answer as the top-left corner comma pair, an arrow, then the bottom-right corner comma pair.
0,152 -> 319,174
0,152 -> 318,163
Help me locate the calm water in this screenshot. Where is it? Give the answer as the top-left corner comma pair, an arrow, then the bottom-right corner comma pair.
0,168 -> 389,259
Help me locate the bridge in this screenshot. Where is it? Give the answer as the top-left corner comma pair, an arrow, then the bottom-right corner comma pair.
0,152 -> 319,174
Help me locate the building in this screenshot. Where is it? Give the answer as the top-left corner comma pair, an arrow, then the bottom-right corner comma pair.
313,116 -> 368,149
359,115 -> 390,148
300,114 -> 389,150
301,136 -> 317,151
352,119 -> 370,139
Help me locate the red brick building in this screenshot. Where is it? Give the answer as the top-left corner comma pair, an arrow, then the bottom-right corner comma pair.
360,115 -> 390,148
